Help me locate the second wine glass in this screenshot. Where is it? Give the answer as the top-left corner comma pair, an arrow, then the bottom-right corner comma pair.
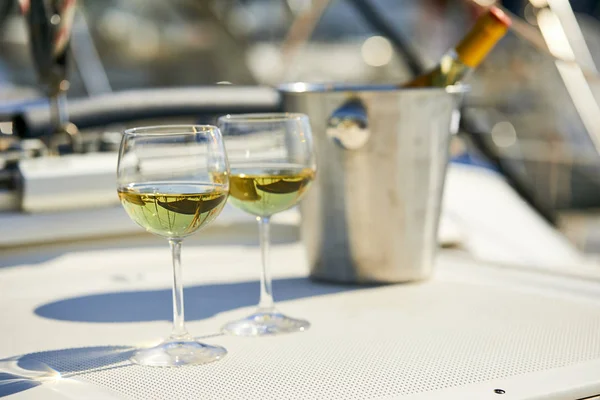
218,113 -> 316,336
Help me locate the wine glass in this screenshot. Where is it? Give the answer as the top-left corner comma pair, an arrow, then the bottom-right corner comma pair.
117,125 -> 229,366
218,113 -> 316,336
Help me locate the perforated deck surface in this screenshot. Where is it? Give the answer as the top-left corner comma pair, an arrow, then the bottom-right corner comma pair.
3,243 -> 600,399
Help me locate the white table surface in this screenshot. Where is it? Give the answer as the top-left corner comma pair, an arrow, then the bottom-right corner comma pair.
3,227 -> 600,400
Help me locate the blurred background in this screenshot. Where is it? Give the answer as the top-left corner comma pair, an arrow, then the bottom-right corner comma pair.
4,0 -> 600,254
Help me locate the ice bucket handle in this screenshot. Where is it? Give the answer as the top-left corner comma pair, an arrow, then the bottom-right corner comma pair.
326,97 -> 369,150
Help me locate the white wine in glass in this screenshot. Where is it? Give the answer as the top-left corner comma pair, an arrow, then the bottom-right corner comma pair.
219,113 -> 316,336
118,183 -> 227,238
117,125 -> 229,366
228,164 -> 315,216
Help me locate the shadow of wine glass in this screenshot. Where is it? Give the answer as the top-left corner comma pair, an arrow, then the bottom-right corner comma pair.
0,346 -> 135,398
35,277 -> 366,323
0,372 -> 41,398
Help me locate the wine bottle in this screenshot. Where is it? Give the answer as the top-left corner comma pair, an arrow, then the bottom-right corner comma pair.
403,6 -> 511,88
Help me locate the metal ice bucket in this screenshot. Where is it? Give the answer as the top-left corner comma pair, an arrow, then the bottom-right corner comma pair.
280,83 -> 464,284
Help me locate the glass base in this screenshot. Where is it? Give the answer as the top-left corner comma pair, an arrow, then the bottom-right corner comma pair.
130,338 -> 226,367
222,309 -> 310,336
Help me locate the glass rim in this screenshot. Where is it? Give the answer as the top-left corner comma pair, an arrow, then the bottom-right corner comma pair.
123,124 -> 219,136
218,113 -> 308,123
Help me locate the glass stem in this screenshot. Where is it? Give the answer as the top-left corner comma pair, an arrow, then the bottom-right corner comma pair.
257,216 -> 274,311
169,239 -> 188,339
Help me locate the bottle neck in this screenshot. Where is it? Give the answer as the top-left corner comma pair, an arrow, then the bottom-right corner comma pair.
455,9 -> 510,68
432,50 -> 472,86
402,7 -> 510,88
